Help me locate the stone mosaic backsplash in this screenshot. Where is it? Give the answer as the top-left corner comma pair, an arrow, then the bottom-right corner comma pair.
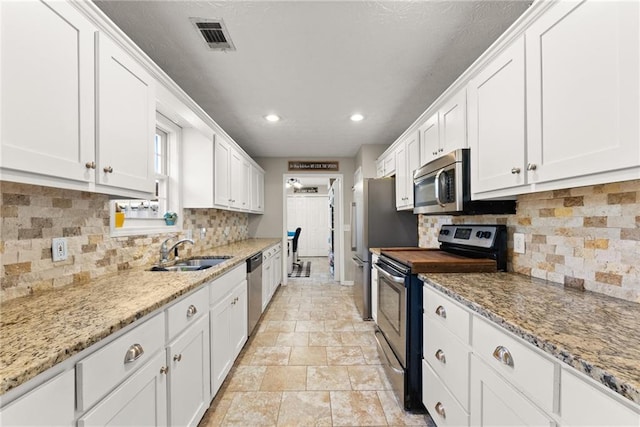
0,181 -> 248,302
419,179 -> 640,303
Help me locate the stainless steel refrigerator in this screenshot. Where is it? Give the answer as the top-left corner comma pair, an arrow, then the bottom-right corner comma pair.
350,177 -> 418,320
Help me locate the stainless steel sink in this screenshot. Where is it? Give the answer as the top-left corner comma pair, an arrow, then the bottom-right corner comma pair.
149,256 -> 232,272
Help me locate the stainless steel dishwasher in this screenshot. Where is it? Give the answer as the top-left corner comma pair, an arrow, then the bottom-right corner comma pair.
246,252 -> 263,336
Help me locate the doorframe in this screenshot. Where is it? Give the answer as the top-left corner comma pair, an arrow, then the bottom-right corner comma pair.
282,173 -> 345,285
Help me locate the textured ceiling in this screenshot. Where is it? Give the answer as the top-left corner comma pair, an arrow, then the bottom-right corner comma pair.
95,1 -> 531,158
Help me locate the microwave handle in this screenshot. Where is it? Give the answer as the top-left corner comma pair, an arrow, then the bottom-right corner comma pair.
434,168 -> 446,207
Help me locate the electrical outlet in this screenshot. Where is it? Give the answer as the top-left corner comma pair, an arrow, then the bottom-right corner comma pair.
52,238 -> 68,261
513,233 -> 525,254
200,228 -> 207,239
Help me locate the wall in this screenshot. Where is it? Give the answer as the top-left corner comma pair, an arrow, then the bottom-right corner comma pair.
418,179 -> 640,303
0,181 -> 248,302
249,157 -> 355,280
355,144 -> 387,179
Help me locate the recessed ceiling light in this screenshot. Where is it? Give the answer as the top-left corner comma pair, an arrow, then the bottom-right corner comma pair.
350,113 -> 364,122
265,114 -> 280,122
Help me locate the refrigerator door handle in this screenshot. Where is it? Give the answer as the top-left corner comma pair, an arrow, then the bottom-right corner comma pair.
350,201 -> 357,251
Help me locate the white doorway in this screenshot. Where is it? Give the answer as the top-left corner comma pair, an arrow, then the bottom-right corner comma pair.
282,174 -> 344,284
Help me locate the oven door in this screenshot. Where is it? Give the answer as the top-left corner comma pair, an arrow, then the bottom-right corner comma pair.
374,262 -> 407,367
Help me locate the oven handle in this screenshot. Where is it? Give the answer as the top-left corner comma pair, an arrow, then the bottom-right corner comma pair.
434,167 -> 446,207
374,330 -> 404,375
373,263 -> 406,284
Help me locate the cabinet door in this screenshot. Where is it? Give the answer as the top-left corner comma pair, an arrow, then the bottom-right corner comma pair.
210,292 -> 233,396
274,252 -> 282,290
182,128 -> 214,208
468,37 -> 526,195
526,0 -> 640,183
250,165 -> 264,213
395,144 -> 408,209
406,132 -> 420,207
0,370 -> 74,427
470,355 -> 553,427
1,0 -> 95,183
78,351 -> 167,427
240,158 -> 251,210
214,137 -> 231,207
96,33 -> 155,194
439,90 -> 467,155
229,149 -> 244,209
262,255 -> 272,311
230,280 -> 248,360
167,314 -> 210,427
419,112 -> 439,166
383,153 -> 396,177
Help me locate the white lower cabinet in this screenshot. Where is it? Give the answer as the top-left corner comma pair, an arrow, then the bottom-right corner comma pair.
262,244 -> 282,311
470,354 -> 554,427
371,254 -> 379,323
77,351 -> 167,427
0,370 -> 75,427
209,264 -> 248,398
166,314 -> 210,427
423,360 -> 470,427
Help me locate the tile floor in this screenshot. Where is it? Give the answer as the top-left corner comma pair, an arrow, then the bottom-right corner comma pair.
199,257 -> 435,427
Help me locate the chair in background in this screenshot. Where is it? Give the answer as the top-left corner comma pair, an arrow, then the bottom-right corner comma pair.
292,227 -> 302,267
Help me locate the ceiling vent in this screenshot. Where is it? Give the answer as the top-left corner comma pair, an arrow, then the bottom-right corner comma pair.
190,18 -> 236,51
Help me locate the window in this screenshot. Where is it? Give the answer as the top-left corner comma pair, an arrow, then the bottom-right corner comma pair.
110,113 -> 181,236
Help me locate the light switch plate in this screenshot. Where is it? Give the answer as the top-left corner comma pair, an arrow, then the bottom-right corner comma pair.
513,233 -> 525,254
52,238 -> 68,261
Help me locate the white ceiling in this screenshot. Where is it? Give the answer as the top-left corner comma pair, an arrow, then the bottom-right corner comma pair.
95,1 -> 531,159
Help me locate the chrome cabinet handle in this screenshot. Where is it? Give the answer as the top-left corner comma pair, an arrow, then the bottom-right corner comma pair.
103,166 -> 113,173
492,345 -> 514,367
85,161 -> 96,169
435,349 -> 446,364
186,304 -> 197,318
160,366 -> 169,375
435,305 -> 447,318
439,148 -> 443,152
435,402 -> 446,419
527,163 -> 537,171
124,343 -> 144,364
511,167 -> 521,174
173,354 -> 182,362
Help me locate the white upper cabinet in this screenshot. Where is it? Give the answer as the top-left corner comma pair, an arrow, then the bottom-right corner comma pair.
469,37 -> 526,195
419,112 -> 439,167
525,0 -> 639,183
250,164 -> 264,213
183,128 -> 215,208
395,130 -> 420,210
214,136 -> 232,207
419,90 -> 467,166
0,0 -> 95,183
96,33 -> 156,194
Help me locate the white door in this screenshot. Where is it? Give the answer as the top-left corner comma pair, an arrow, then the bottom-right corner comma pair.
96,33 -> 155,194
288,196 -> 329,257
1,0 -> 95,183
526,0 -> 640,183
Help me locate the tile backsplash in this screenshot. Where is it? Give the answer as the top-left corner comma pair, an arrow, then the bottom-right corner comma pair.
0,181 -> 248,302
419,179 -> 640,303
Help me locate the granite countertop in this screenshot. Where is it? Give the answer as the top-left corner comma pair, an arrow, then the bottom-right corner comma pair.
0,238 -> 279,396
420,272 -> 640,405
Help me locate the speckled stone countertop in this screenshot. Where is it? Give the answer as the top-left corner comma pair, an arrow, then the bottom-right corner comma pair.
0,238 -> 279,396
420,272 -> 640,405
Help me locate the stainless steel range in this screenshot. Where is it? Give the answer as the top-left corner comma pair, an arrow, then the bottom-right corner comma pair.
374,224 -> 508,411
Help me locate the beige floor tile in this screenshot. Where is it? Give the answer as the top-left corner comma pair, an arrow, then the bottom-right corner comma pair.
261,320 -> 297,333
324,320 -> 355,332
330,390 -> 388,426
377,390 -> 434,426
226,366 -> 268,391
221,391 -> 282,426
341,331 -> 377,346
249,346 -> 292,365
348,365 -> 390,390
277,391 -> 332,427
199,391 -> 236,426
307,366 -> 351,391
263,310 -> 287,321
283,310 -> 313,321
260,366 -> 307,391
326,346 -> 366,365
353,320 -> 377,331
276,332 -> 309,347
250,331 -> 280,347
295,320 -> 325,332
308,331 -> 343,346
288,346 -> 327,365
361,346 -> 383,365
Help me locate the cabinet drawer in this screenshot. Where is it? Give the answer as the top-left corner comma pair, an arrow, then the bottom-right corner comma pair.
423,317 -> 471,410
210,263 -> 246,303
422,360 -> 469,427
167,286 -> 208,341
76,313 -> 165,411
424,286 -> 471,344
472,316 -> 556,413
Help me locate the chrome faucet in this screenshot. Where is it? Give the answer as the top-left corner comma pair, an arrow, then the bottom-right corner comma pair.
160,237 -> 194,263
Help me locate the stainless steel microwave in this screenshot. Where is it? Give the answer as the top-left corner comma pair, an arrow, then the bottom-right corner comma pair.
413,149 -> 516,215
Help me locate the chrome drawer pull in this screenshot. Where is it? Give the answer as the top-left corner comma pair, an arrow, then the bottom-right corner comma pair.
160,366 -> 169,375
492,345 -> 514,367
124,343 -> 144,364
435,349 -> 446,364
435,402 -> 446,419
173,354 -> 182,362
435,305 -> 447,318
186,304 -> 197,318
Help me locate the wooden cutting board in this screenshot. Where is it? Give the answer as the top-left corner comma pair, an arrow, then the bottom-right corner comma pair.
381,249 -> 497,273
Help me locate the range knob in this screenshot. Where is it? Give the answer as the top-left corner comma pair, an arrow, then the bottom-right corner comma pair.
441,229 -> 450,236
476,231 -> 483,238
482,231 -> 493,239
